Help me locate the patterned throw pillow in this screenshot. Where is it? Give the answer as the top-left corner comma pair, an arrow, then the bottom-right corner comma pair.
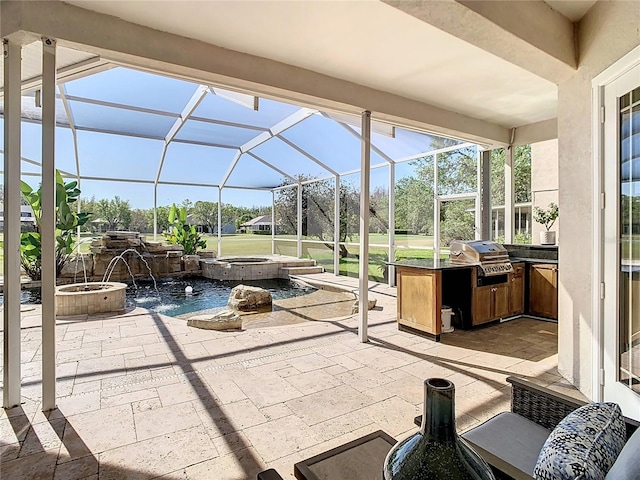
533,402 -> 626,480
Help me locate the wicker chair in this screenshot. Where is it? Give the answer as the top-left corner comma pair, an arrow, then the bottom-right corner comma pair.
414,376 -> 639,480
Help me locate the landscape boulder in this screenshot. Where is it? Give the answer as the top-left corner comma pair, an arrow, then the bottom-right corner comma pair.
228,285 -> 273,312
187,310 -> 242,330
351,297 -> 377,314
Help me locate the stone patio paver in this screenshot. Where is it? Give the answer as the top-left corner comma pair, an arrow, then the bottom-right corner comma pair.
0,273 -> 573,479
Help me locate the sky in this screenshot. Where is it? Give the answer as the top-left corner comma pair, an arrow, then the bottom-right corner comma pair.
0,67 -> 459,209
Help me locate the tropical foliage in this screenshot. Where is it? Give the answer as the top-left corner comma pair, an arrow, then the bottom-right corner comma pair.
19,170 -> 90,280
162,203 -> 207,255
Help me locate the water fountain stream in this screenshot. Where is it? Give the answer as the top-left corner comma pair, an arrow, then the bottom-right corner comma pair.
57,247 -> 161,316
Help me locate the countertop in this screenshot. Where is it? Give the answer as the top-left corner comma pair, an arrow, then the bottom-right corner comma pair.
389,256 -> 559,270
509,257 -> 559,265
388,259 -> 474,270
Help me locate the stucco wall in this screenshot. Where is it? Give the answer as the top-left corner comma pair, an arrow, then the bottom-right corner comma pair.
531,139 -> 559,244
558,1 -> 640,397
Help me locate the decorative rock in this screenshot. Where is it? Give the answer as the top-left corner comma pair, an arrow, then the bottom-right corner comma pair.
351,297 -> 377,314
182,255 -> 200,271
105,231 -> 140,239
187,310 -> 242,330
60,254 -> 94,277
198,250 -> 217,259
228,285 -> 273,312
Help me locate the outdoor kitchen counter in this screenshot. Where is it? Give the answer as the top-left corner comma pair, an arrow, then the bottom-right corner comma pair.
390,260 -> 475,341
387,259 -> 474,270
509,257 -> 558,265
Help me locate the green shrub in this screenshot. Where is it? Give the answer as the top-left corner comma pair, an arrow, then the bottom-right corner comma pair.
163,204 -> 206,255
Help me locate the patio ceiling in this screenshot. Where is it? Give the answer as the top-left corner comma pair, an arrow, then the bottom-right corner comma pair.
63,0 -> 559,128
0,0 -> 580,146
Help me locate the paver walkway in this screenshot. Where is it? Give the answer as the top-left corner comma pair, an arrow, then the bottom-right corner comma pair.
0,274 -> 574,479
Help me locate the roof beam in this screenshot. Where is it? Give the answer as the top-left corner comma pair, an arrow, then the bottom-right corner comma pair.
208,86 -> 258,110
246,152 -> 296,183
4,0 -> 510,145
240,107 -> 316,153
384,0 -> 576,84
164,85 -> 208,143
277,135 -> 338,177
0,55 -> 112,98
220,150 -> 242,188
512,118 -> 558,146
321,112 -> 394,164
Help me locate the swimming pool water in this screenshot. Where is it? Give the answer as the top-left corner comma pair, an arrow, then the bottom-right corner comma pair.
3,278 -> 315,318
127,277 -> 314,317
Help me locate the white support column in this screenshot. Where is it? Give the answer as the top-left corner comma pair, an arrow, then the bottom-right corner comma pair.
505,143 -> 515,243
3,40 -> 22,409
271,191 -> 275,255
153,185 -> 158,240
59,86 -> 82,244
358,111 -> 371,343
297,183 -> 302,258
433,154 -> 440,257
217,188 -> 222,256
41,37 -> 57,411
388,162 -> 396,287
334,175 -> 340,276
480,149 -> 492,240
475,146 -> 482,240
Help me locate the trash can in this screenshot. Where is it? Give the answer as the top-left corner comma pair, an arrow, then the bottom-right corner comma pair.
441,305 -> 454,333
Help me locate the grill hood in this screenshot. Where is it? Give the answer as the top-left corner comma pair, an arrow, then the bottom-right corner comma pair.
449,240 -> 513,276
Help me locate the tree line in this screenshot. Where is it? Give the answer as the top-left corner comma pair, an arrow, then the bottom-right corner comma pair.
79,197 -> 270,234
274,139 -> 531,250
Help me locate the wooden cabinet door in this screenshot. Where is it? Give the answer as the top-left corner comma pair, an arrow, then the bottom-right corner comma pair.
397,267 -> 442,334
494,284 -> 511,318
529,264 -> 558,319
509,264 -> 525,315
473,285 -> 493,325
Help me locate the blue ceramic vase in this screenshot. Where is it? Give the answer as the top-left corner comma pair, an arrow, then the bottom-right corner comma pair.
383,378 -> 496,480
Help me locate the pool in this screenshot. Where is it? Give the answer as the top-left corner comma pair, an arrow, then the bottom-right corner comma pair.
127,277 -> 314,317
2,277 -> 316,318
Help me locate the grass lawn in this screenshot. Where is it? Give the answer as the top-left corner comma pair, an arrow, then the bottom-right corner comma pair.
2,231 -> 443,282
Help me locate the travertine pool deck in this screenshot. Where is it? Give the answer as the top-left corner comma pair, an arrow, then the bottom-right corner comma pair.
0,273 -> 575,479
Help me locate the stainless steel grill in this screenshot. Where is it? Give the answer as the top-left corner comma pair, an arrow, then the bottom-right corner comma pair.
449,240 -> 513,276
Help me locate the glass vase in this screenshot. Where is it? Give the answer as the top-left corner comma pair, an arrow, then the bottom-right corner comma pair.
383,378 -> 496,480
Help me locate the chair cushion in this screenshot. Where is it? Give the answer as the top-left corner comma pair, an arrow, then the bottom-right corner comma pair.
605,427 -> 640,480
461,412 -> 552,479
533,402 -> 626,480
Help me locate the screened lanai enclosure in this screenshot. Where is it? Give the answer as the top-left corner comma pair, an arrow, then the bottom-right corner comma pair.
1,42 -> 532,285
1,36 -> 537,411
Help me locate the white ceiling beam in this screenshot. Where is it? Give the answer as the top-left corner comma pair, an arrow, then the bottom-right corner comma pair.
321,112 -> 395,164
189,115 -> 267,132
219,150 -> 242,188
4,1 -> 510,145
61,94 -> 179,118
394,142 -> 476,164
0,56 -> 112,98
164,84 -> 208,143
239,107 -> 316,153
171,138 -> 238,149
276,135 -> 338,177
246,152 -> 296,182
384,0 -> 576,84
324,111 -> 395,138
208,86 -> 258,110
